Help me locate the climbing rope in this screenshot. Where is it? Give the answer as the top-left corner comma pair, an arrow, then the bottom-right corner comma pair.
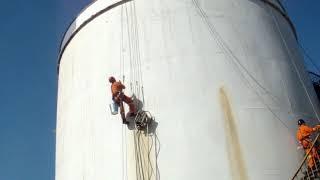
123,0 -> 143,101
191,0 -> 291,129
119,2 -> 159,180
121,125 -> 125,180
298,42 -> 320,74
193,0 -> 282,104
120,5 -> 124,81
268,6 -> 320,122
132,111 -> 159,180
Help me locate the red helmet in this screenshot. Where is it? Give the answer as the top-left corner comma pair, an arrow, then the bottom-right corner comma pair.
109,76 -> 116,83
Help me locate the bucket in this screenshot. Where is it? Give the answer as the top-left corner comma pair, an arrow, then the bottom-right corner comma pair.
109,101 -> 119,115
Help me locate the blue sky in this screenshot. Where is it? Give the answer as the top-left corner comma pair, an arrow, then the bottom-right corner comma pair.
284,1 -> 320,73
0,0 -> 89,179
0,1 -> 319,180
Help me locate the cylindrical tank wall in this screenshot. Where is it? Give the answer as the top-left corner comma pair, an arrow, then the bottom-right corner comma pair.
56,0 -> 320,179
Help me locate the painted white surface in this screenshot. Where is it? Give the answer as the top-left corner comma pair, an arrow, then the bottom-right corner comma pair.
61,0 -> 123,50
56,0 -> 320,180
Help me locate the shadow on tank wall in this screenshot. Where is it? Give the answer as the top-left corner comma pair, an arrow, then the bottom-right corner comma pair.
126,94 -> 158,134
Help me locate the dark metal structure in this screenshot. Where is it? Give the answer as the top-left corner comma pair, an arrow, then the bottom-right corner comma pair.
309,71 -> 320,101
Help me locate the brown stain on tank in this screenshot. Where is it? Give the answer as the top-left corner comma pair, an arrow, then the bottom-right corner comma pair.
219,87 -> 248,180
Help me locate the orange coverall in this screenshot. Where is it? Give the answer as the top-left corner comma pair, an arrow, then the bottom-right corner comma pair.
111,81 -> 135,113
296,124 -> 319,168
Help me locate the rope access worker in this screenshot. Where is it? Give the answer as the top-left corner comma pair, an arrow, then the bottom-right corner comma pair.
109,76 -> 136,123
296,119 -> 320,168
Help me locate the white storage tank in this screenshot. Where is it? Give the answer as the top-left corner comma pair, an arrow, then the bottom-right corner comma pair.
56,0 -> 320,179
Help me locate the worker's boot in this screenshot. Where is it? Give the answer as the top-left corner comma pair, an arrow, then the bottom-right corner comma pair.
122,120 -> 129,124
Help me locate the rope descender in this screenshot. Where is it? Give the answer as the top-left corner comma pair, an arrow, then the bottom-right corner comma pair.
134,110 -> 153,131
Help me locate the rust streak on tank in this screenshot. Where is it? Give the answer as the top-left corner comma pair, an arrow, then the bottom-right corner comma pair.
219,87 -> 248,180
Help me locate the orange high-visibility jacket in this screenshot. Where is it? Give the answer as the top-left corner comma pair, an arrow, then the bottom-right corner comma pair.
111,81 -> 125,96
297,125 -> 316,148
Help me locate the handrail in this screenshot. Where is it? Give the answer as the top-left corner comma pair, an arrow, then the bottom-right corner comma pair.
291,132 -> 320,179
309,71 -> 320,79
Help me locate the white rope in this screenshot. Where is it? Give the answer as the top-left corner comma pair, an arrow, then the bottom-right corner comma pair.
299,43 -> 320,74
121,2 -> 155,180
132,1 -> 144,99
129,3 -> 139,96
123,0 -> 144,101
121,125 -> 125,180
123,126 -> 129,180
132,111 -> 159,180
120,5 -> 124,80
124,4 -> 134,92
193,0 -> 282,103
191,0 -> 291,129
269,7 -> 320,122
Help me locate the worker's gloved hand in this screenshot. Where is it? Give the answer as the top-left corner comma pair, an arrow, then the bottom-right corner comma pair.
297,145 -> 303,150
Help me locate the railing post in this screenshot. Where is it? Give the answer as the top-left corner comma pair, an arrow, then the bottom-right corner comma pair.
306,164 -> 310,180
291,133 -> 320,180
